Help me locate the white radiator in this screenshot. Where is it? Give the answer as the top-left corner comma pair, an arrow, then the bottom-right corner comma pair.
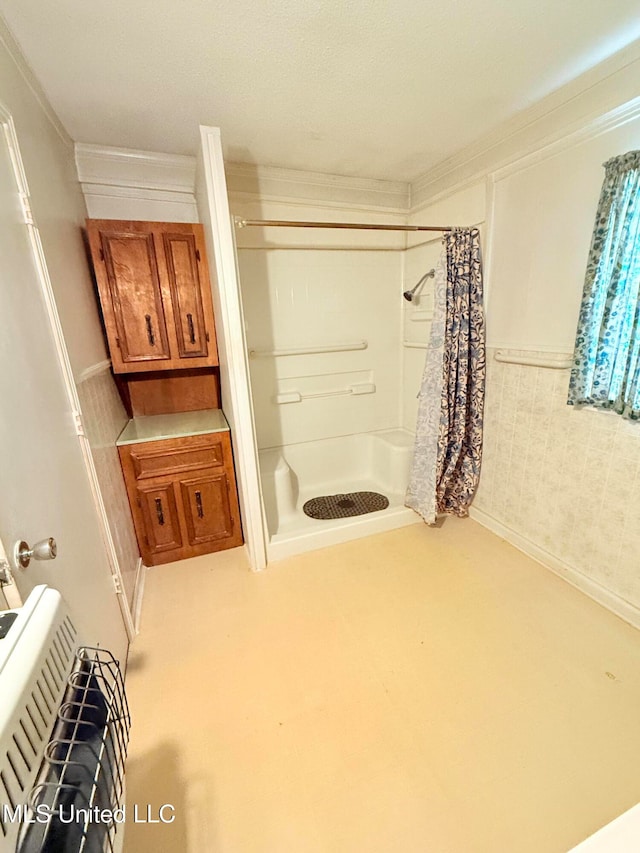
0,586 -> 129,852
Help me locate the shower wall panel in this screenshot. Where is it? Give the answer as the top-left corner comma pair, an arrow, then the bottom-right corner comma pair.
237,247 -> 403,448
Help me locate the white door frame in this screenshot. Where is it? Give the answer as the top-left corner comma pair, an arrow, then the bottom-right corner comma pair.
0,105 -> 135,640
196,126 -> 267,570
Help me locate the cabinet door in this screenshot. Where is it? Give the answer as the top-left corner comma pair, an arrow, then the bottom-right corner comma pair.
88,224 -> 173,372
161,231 -> 210,359
137,481 -> 182,560
180,469 -> 235,546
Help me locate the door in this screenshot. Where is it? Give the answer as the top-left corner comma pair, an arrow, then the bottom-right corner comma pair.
87,222 -> 173,371
180,470 -> 235,545
160,228 -> 212,359
196,125 -> 268,570
86,220 -> 219,373
137,481 -> 183,559
0,109 -> 128,663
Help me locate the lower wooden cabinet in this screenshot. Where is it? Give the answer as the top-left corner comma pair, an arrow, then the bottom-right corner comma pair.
118,431 -> 243,566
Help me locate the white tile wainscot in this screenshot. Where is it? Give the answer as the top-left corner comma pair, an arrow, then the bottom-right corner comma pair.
76,363 -> 142,613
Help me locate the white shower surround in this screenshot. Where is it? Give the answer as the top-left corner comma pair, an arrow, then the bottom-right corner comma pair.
259,429 -> 419,560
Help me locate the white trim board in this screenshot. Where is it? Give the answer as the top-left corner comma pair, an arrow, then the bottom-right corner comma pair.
469,505 -> 640,631
196,125 -> 268,571
75,143 -> 196,193
75,143 -> 411,214
228,190 -> 408,217
131,558 -> 146,636
225,161 -> 409,210
491,96 -> 640,183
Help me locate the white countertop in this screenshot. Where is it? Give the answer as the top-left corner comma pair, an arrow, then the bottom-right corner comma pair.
116,409 -> 229,446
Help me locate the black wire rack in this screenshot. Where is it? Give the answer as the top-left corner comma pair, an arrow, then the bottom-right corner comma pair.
17,647 -> 131,853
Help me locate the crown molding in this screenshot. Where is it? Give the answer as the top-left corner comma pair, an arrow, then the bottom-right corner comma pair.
80,181 -> 198,205
491,95 -> 640,182
0,14 -> 70,147
225,161 -> 409,211
411,39 -> 640,208
74,144 -> 410,212
75,143 -> 196,193
227,189 -> 407,217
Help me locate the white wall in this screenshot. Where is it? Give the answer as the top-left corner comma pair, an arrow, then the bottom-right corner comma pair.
488,118 -> 640,351
0,24 -> 107,378
408,67 -> 640,623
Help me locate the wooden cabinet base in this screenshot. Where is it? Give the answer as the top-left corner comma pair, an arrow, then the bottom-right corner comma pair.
118,431 -> 243,566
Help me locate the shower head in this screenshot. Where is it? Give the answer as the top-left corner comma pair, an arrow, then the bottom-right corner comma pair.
403,268 -> 435,302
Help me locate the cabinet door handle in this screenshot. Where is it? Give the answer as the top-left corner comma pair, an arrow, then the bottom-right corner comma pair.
155,498 -> 164,526
195,490 -> 204,518
145,315 -> 156,346
187,313 -> 196,344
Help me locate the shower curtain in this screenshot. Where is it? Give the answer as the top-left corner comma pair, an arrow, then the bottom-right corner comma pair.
406,228 -> 486,524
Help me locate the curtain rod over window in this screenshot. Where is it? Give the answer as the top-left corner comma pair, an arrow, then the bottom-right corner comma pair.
235,218 -> 453,232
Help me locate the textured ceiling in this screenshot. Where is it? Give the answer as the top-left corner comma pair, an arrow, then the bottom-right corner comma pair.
2,0 -> 640,181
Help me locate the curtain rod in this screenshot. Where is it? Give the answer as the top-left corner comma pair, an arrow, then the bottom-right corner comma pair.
235,218 -> 453,232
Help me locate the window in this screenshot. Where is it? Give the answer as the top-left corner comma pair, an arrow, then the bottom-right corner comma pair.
568,150 -> 640,420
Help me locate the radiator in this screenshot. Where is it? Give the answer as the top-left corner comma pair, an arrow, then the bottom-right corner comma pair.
0,585 -> 130,853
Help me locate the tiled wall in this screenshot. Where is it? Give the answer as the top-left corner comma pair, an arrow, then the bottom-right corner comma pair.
76,369 -> 140,606
475,348 -> 640,609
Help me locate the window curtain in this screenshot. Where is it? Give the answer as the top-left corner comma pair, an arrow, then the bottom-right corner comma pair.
568,150 -> 640,419
406,228 -> 486,524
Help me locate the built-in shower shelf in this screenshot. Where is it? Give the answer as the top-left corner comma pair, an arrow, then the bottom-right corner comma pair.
403,340 -> 428,349
250,340 -> 368,358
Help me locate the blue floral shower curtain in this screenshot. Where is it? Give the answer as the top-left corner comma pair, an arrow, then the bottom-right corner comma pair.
568,150 -> 640,419
406,229 -> 486,524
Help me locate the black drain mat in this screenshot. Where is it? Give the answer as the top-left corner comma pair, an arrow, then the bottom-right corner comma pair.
303,491 -> 389,520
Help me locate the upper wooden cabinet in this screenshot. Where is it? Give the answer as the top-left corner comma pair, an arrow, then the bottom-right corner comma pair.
86,220 -> 219,373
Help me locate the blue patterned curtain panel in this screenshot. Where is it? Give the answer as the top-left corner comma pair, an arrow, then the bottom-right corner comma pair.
568,150 -> 640,420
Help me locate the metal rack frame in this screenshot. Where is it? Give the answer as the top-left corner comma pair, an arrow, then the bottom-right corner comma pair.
18,647 -> 130,853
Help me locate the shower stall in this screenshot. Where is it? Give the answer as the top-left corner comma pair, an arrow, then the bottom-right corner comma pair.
232,212 -> 443,561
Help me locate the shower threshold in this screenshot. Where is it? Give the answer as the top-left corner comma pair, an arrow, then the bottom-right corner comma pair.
268,478 -> 418,561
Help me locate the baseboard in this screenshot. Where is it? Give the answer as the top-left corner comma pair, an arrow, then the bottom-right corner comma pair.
469,505 -> 640,631
76,359 -> 112,384
131,558 -> 146,635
